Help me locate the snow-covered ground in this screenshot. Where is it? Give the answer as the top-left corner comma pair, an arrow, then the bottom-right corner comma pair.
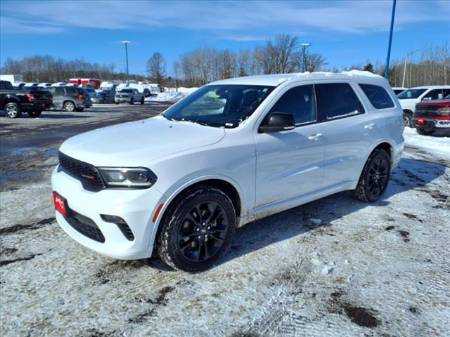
1,116 -> 449,337
145,87 -> 198,103
404,127 -> 450,161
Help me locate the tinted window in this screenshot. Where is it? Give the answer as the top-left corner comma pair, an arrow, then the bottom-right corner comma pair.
0,81 -> 13,90
315,83 -> 364,120
398,88 -> 427,99
443,89 -> 450,98
269,85 -> 316,124
54,87 -> 65,95
423,89 -> 443,100
359,84 -> 394,109
66,87 -> 77,95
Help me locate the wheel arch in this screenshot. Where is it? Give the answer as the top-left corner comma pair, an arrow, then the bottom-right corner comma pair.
150,175 -> 243,252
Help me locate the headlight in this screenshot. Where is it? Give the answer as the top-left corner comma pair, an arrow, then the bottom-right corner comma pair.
98,167 -> 157,188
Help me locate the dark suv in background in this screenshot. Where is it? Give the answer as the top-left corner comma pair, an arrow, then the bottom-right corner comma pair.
48,86 -> 91,112
0,80 -> 53,118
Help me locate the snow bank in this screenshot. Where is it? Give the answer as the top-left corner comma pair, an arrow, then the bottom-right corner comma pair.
145,87 -> 198,103
403,127 -> 450,160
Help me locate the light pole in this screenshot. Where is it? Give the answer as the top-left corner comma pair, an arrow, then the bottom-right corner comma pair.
402,49 -> 419,88
301,43 -> 311,72
384,0 -> 397,79
120,40 -> 130,82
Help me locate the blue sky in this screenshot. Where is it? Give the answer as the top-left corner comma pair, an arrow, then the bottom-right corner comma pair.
1,0 -> 449,75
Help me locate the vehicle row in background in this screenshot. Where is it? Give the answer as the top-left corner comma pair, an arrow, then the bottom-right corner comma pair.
397,86 -> 450,127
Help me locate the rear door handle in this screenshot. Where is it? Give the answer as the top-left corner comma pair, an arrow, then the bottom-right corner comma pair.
364,123 -> 375,130
308,133 -> 323,141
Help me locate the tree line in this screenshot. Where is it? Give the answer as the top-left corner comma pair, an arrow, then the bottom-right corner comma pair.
2,36 -> 448,88
148,34 -> 327,86
0,55 -> 146,83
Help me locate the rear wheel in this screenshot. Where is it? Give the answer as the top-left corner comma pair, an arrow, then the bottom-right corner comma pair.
140,97 -> 144,105
63,101 -> 75,112
129,98 -> 134,105
5,102 -> 21,118
354,148 -> 391,202
28,110 -> 42,118
157,187 -> 236,272
403,111 -> 413,127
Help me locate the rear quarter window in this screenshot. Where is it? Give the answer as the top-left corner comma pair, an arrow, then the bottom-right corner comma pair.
359,84 -> 395,109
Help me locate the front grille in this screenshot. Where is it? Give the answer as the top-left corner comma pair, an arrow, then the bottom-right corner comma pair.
66,209 -> 105,243
59,152 -> 105,191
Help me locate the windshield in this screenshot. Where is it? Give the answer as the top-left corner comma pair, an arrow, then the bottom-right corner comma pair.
163,84 -> 274,128
398,88 -> 427,99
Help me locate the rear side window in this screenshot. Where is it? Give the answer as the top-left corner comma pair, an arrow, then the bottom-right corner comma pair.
315,83 -> 364,120
270,85 -> 316,124
359,84 -> 394,109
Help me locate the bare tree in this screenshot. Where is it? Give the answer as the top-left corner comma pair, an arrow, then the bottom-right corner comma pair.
146,52 -> 166,85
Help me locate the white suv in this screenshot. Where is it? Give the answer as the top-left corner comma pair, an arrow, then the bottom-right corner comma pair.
398,86 -> 450,127
52,70 -> 404,272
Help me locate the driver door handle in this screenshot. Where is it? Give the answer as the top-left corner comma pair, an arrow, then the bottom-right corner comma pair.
308,133 -> 323,141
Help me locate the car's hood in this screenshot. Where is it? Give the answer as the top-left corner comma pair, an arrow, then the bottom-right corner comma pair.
59,116 -> 225,166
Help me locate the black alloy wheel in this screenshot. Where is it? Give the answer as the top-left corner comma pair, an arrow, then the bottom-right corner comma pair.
354,148 -> 391,202
158,187 -> 236,272
177,201 -> 229,263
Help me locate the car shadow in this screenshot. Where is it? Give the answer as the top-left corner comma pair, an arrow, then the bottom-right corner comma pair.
148,157 -> 447,271
0,111 -> 91,119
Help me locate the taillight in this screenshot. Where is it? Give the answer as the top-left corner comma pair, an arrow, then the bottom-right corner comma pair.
26,93 -> 34,102
79,94 -> 85,100
416,118 -> 425,126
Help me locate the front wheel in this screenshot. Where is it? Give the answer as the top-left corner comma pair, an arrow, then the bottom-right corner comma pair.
354,148 -> 391,202
28,110 -> 42,118
140,97 -> 144,105
5,102 -> 21,118
129,98 -> 134,105
157,187 -> 236,272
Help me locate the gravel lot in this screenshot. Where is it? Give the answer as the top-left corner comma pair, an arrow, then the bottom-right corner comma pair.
1,104 -> 449,337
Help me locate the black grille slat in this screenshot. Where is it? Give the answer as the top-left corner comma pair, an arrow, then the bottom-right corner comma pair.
66,209 -> 105,243
59,152 -> 105,191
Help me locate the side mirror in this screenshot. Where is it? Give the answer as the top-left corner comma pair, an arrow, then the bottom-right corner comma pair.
258,112 -> 295,133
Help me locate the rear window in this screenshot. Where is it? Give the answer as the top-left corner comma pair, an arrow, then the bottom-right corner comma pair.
359,84 -> 394,109
315,83 -> 365,120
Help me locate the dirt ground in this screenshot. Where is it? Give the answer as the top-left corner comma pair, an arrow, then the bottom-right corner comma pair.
1,105 -> 449,337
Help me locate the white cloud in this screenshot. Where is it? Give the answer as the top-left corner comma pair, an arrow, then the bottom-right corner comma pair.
1,0 -> 449,36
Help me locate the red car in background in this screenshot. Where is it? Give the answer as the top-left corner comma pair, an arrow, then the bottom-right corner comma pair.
68,78 -> 101,89
414,98 -> 450,135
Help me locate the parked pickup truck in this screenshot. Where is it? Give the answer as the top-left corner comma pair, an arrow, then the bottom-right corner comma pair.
0,80 -> 53,118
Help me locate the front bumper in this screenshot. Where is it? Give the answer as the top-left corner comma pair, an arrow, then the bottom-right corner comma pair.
51,167 -> 163,259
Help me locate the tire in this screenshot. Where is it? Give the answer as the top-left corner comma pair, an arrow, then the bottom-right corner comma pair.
63,101 -> 75,112
129,98 -> 134,105
27,110 -> 42,118
140,97 -> 144,105
354,148 -> 391,202
403,112 -> 413,127
157,186 -> 236,272
416,127 -> 434,136
5,102 -> 21,118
